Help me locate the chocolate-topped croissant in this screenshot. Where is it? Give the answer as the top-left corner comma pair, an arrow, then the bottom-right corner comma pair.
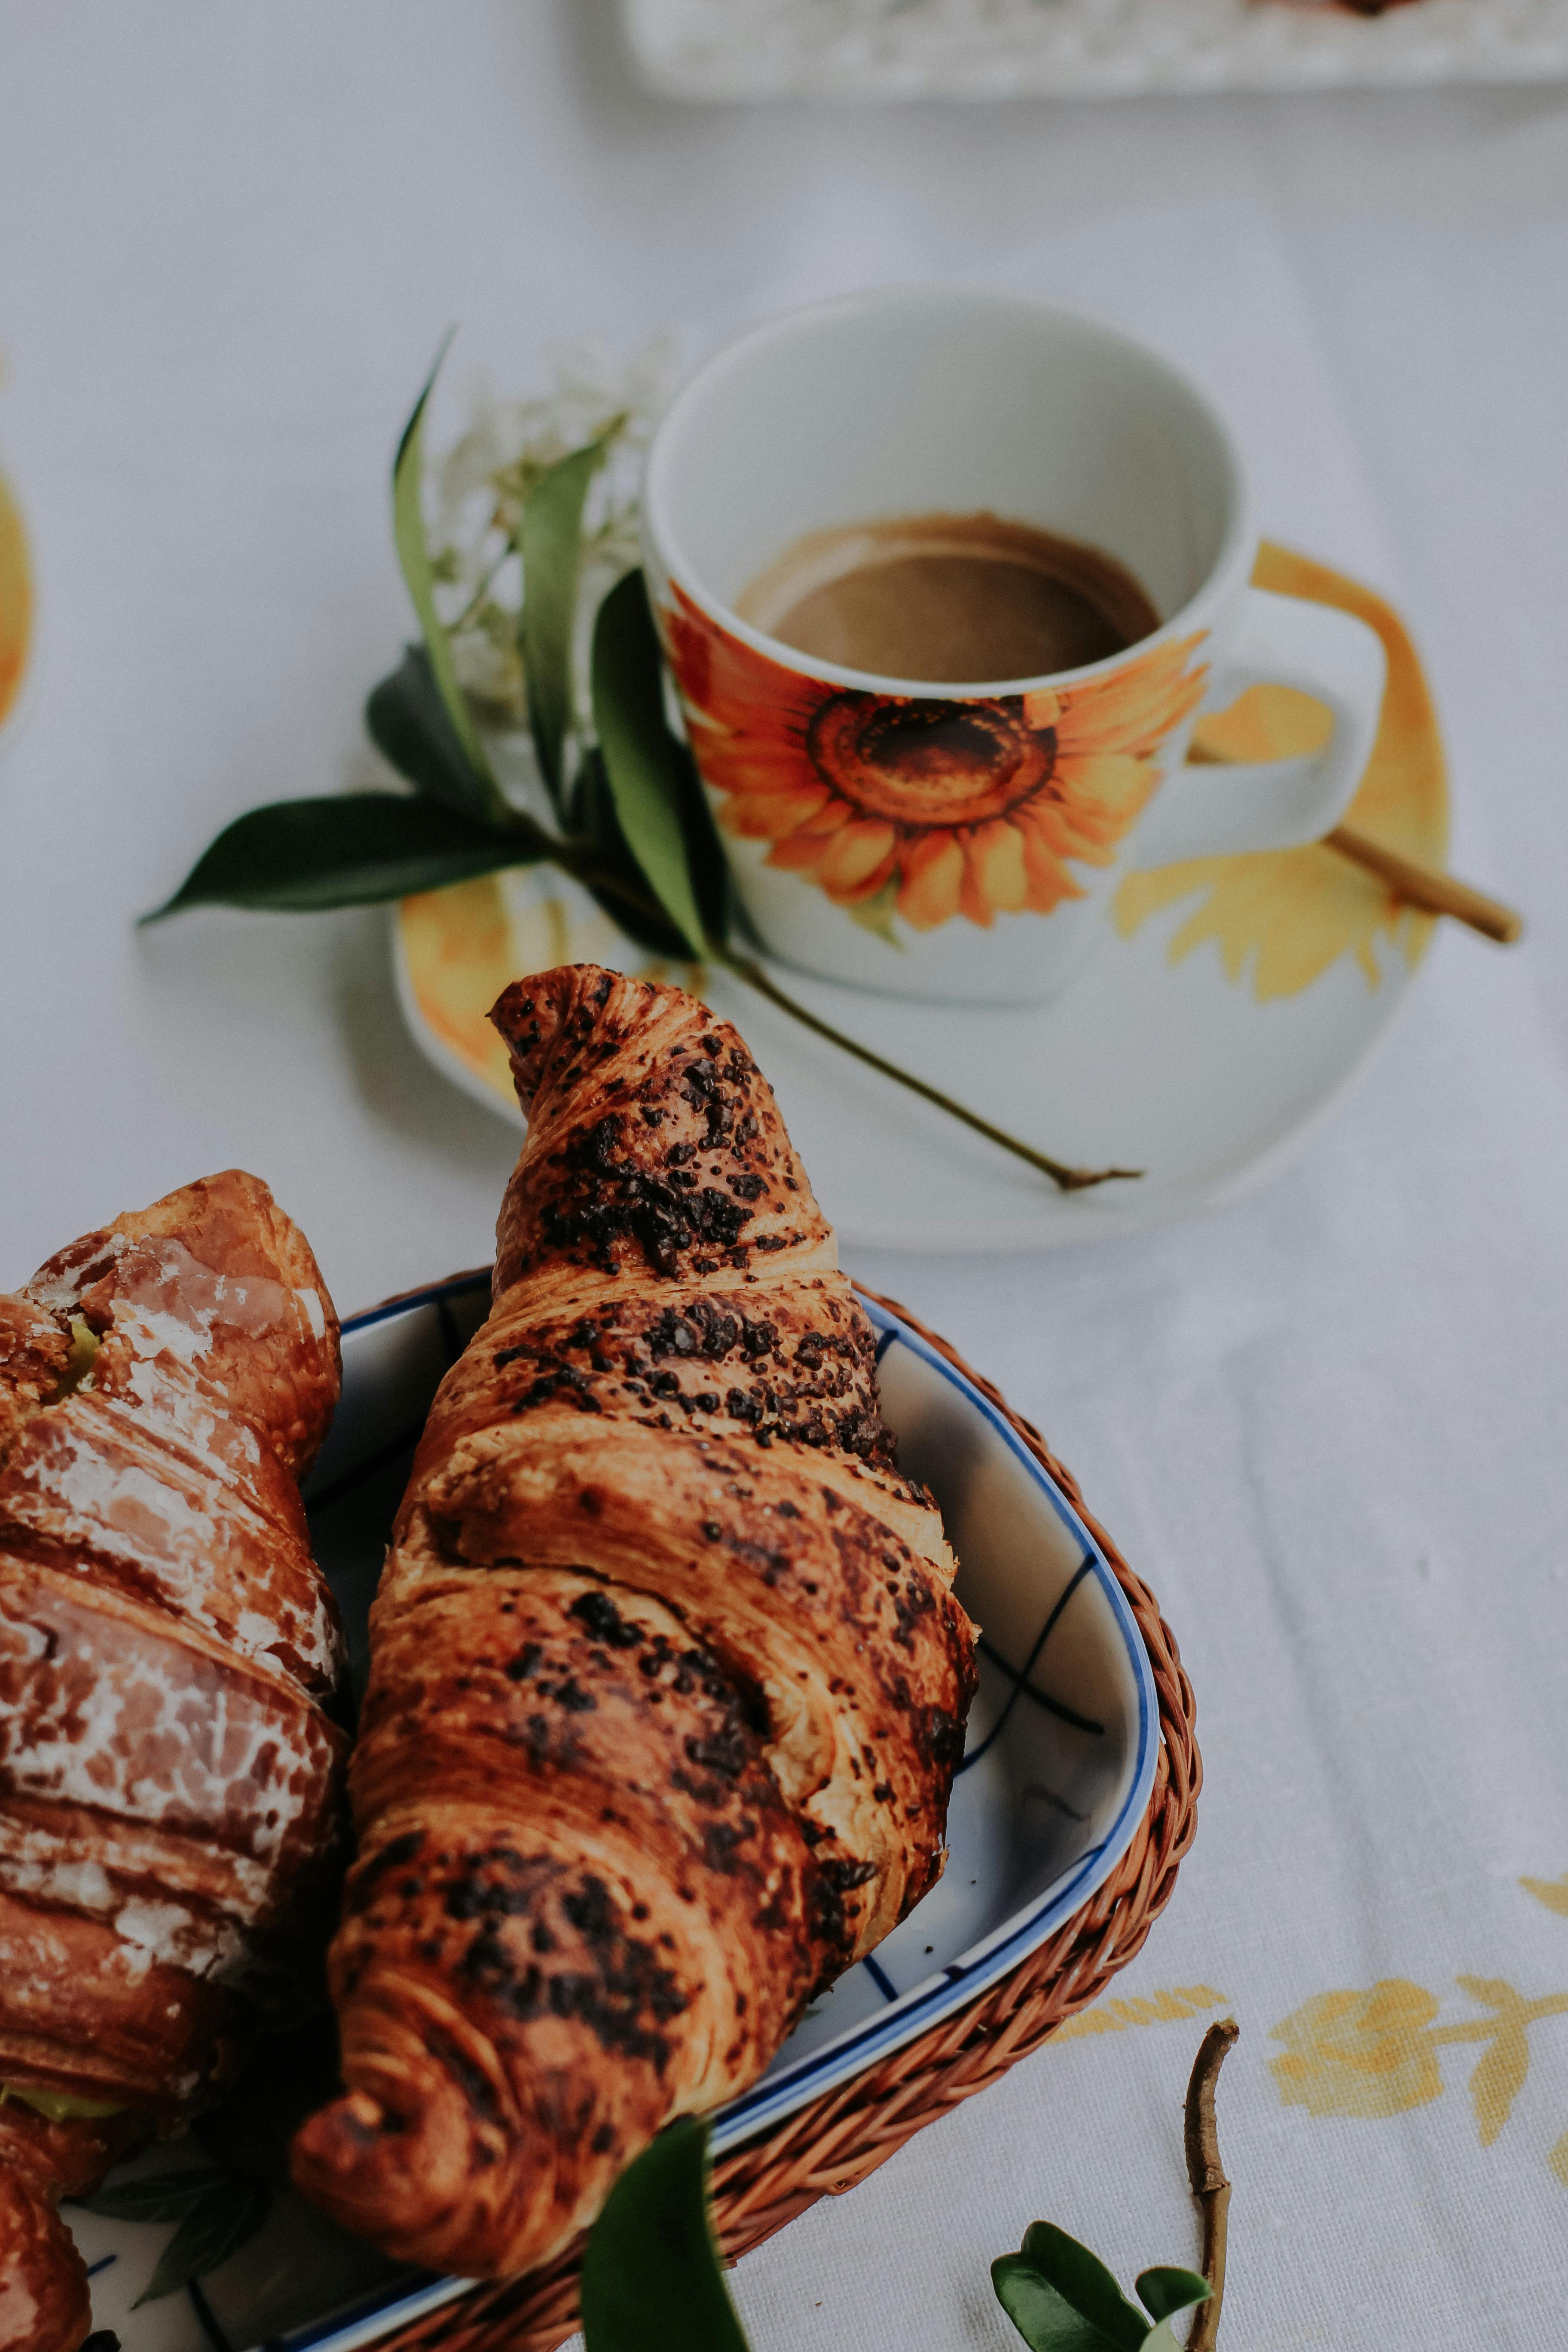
0,1171 -> 348,2352
292,966 -> 976,2280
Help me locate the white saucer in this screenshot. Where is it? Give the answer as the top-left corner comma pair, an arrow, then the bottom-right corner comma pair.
393,550 -> 1447,1251
710,903 -> 1424,1248
394,863 -> 1420,1250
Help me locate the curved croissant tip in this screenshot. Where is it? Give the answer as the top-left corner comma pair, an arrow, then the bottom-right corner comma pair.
292,2086 -> 385,2157
487,964 -> 620,1118
289,2088 -> 398,2208
290,2081 -> 528,2275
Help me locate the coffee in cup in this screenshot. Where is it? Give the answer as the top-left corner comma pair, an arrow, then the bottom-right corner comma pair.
735,512 -> 1160,685
642,288 -> 1388,1008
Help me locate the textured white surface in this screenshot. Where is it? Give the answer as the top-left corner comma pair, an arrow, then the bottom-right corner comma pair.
3,9 -> 1568,2349
627,0 -> 1568,97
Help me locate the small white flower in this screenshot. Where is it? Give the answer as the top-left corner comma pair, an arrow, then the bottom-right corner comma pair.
425,333 -> 675,732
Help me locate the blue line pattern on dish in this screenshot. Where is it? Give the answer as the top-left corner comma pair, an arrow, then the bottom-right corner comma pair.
958,1558 -> 1104,1774
84,2257 -> 117,2281
260,2273 -> 462,2352
337,1271 -> 491,1337
975,1626 -> 1103,1738
861,1954 -> 899,2004
188,2276 -> 235,2352
1021,1778 -> 1090,1826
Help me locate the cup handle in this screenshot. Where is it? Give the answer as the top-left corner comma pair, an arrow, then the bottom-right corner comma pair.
1133,587 -> 1388,866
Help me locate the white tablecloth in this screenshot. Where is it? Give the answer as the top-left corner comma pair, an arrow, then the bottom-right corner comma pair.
3,9 -> 1568,2347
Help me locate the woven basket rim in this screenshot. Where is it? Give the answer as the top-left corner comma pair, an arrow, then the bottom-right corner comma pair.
341,1275 -> 1201,2352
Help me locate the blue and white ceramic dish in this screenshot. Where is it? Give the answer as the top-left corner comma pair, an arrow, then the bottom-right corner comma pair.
69,1273 -> 1158,2352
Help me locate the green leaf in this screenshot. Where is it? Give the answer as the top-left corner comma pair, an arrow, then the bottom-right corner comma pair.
1135,2268 -> 1211,2326
1018,2226 -> 1151,2352
131,2175 -> 271,2307
1137,2323 -> 1195,2352
591,568 -> 725,960
568,748 -> 696,962
520,435 -> 611,811
579,2117 -> 749,2352
391,337 -> 501,807
142,794 -> 545,919
992,2254 -> 1130,2352
366,644 -> 495,817
73,2169 -> 223,2226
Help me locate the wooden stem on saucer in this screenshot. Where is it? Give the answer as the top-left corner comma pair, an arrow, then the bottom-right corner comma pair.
1326,825 -> 1522,945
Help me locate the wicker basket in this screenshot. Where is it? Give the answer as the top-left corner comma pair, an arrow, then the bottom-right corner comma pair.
377,1285 -> 1201,2352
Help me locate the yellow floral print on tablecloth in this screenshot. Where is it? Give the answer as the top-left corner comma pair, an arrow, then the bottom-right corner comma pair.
1053,1985 -> 1231,2043
1271,1980 -> 1444,2119
1047,1878 -> 1568,2195
1113,542 -> 1448,1001
0,462 -> 31,734
1265,1876 -> 1568,2188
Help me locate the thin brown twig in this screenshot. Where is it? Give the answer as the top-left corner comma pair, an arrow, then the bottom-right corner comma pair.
718,951 -> 1143,1195
1183,2019 -> 1239,2352
449,539 -> 516,636
1326,824 -> 1523,945
531,836 -> 1144,1195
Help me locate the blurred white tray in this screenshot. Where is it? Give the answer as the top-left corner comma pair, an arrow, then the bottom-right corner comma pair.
623,0 -> 1568,99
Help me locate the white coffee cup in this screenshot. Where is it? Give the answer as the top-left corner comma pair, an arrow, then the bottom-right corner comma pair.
642,288 -> 1386,1007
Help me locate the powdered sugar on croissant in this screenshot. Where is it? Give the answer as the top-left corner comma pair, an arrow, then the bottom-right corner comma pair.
0,1171 -> 348,2352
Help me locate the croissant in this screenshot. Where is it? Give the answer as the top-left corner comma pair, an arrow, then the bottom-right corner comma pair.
0,1171 -> 348,2352
292,965 -> 977,2280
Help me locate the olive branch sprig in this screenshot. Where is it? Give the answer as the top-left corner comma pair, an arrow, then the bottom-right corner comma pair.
143,342 -> 1137,1197
575,2023 -> 1237,2352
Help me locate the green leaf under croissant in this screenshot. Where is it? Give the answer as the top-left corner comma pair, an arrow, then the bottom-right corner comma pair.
74,2165 -> 273,2308
580,2118 -> 749,2352
132,2176 -> 272,2309
74,2170 -> 228,2227
573,2133 -> 1216,2352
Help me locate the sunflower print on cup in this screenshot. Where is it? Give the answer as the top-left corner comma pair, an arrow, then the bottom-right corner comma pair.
0,461 -> 32,739
662,582 -> 1208,934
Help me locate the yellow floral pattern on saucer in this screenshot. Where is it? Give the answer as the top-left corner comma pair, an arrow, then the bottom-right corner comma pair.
1114,541 -> 1448,1001
397,870 -> 699,1114
0,462 -> 32,736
